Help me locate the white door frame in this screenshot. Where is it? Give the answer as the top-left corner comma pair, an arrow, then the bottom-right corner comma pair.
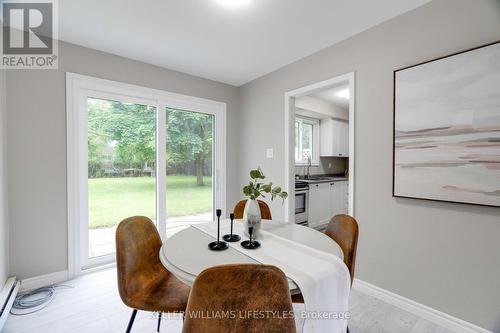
284,72 -> 355,223
66,73 -> 227,277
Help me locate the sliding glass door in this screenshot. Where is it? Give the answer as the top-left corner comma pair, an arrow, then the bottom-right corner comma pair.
67,73 -> 226,272
87,97 -> 157,259
165,108 -> 214,237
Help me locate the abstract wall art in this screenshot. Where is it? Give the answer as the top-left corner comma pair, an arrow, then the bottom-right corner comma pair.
393,41 -> 500,207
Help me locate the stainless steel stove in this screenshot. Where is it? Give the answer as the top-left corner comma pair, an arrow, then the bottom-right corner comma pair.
294,181 -> 309,225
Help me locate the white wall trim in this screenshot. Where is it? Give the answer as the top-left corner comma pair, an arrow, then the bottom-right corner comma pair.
19,270 -> 69,293
284,72 -> 356,223
0,277 -> 19,331
20,266 -> 116,294
0,277 -> 16,310
353,278 -> 493,333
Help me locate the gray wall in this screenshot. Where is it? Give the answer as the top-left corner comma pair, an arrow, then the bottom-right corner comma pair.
0,69 -> 8,287
5,41 -> 240,280
238,0 -> 500,330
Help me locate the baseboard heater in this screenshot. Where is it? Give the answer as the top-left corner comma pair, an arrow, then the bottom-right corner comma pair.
0,277 -> 20,332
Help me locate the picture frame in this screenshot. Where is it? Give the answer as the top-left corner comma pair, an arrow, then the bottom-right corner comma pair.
393,41 -> 500,207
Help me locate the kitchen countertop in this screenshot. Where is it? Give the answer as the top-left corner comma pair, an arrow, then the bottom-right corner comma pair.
295,176 -> 348,184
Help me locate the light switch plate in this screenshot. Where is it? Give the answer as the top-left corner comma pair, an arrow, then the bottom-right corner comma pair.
266,148 -> 273,158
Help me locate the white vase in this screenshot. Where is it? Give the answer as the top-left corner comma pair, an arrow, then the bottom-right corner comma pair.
243,199 -> 262,239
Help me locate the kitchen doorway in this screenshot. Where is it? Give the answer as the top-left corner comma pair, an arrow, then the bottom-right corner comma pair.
284,73 -> 355,225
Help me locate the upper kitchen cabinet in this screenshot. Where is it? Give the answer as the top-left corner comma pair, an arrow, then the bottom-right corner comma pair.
320,118 -> 349,157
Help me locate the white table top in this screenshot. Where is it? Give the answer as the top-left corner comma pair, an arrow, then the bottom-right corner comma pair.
159,220 -> 343,293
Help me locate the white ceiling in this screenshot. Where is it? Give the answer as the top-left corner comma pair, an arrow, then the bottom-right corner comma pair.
59,0 -> 430,86
311,84 -> 350,109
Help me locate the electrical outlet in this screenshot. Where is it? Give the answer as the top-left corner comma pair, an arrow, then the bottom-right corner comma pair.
328,162 -> 332,169
266,148 -> 274,158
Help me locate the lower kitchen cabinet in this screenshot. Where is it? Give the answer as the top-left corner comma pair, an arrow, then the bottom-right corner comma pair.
336,181 -> 349,215
308,182 -> 331,229
308,181 -> 349,229
329,182 -> 344,217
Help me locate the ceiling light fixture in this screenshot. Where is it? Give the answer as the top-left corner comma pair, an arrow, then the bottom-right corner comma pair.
336,89 -> 350,100
216,0 -> 252,8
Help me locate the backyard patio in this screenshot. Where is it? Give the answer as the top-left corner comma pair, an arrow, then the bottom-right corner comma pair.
89,212 -> 212,258
88,175 -> 213,258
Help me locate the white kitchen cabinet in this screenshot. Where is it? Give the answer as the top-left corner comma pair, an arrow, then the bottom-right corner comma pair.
343,182 -> 349,214
334,181 -> 349,215
329,182 -> 345,217
320,118 -> 349,157
308,182 -> 331,228
309,181 -> 350,229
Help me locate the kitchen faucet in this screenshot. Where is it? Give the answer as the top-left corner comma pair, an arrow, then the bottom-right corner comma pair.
305,155 -> 311,180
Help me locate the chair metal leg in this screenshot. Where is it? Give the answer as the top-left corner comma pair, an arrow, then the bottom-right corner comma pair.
126,309 -> 138,333
157,312 -> 162,332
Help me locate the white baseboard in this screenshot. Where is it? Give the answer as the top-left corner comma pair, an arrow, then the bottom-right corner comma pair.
352,278 -> 492,333
19,270 -> 69,293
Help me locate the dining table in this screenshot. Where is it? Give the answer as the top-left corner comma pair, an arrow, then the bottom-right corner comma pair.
159,219 -> 344,294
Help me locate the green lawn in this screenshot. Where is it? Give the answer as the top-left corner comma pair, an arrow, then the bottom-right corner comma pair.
88,175 -> 212,229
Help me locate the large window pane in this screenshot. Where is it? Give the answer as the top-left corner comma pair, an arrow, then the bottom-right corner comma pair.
87,97 -> 156,258
165,108 -> 214,236
295,118 -> 316,164
301,122 -> 313,160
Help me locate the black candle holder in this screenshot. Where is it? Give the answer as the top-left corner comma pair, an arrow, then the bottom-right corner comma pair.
241,226 -> 261,249
208,241 -> 229,251
223,213 -> 241,242
209,209 -> 228,251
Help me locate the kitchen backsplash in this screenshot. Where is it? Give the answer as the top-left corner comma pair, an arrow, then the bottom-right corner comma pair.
295,157 -> 347,176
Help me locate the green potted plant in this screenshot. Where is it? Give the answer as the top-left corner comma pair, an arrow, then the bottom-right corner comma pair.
242,168 -> 288,238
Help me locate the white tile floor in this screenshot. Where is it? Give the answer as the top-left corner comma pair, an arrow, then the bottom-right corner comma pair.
4,268 -> 455,333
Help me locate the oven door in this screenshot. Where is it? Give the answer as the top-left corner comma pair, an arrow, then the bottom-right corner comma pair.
295,189 -> 309,225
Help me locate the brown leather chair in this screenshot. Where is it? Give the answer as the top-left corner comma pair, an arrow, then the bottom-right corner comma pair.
233,200 -> 272,220
116,216 -> 190,333
183,264 -> 296,333
292,214 -> 359,296
325,214 -> 359,285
